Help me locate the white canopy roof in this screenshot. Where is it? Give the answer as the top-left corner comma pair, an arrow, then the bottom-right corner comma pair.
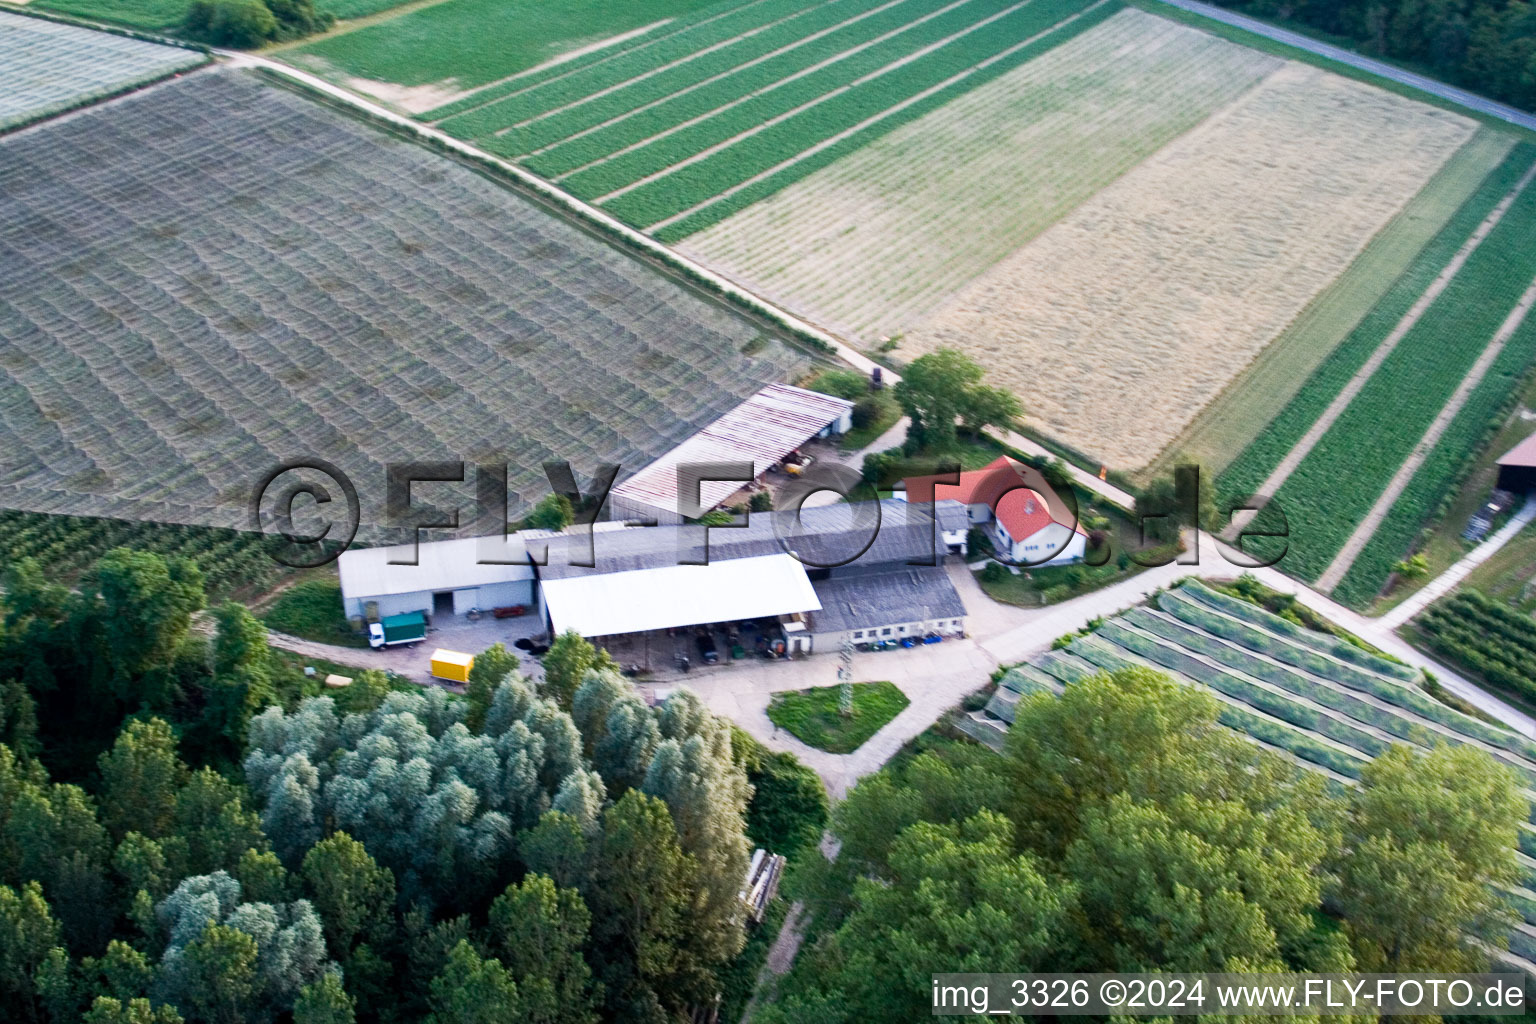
540,553 -> 821,637
338,534 -> 533,600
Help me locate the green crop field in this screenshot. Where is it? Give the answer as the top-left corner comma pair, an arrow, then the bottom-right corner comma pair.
1216,143 -> 1536,602
291,0 -> 727,98
0,67 -> 805,543
0,9 -> 204,127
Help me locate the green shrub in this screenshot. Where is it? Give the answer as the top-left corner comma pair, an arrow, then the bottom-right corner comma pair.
186,0 -> 277,46
809,368 -> 868,401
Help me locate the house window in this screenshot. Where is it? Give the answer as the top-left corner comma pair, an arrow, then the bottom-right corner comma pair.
898,625 -> 907,634
853,630 -> 864,639
882,628 -> 892,636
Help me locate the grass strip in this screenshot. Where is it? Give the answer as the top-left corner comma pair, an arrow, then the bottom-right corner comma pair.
1333,307 -> 1536,606
506,0 -> 908,158
766,680 -> 909,752
525,0 -> 947,174
1161,128 -> 1516,479
441,0 -> 840,142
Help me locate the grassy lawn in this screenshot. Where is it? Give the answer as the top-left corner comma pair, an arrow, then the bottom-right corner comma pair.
260,577 -> 368,648
767,681 -> 909,754
1366,370 -> 1536,615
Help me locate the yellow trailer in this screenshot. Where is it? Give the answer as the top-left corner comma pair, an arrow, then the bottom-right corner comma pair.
430,649 -> 474,684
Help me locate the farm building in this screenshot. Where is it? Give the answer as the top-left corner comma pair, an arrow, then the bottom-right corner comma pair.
606,384 -> 854,525
897,456 -> 1087,565
534,498 -> 968,661
337,535 -> 537,623
1496,435 -> 1536,493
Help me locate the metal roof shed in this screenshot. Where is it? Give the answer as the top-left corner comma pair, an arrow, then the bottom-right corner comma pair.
608,384 -> 853,524
539,553 -> 821,638
1497,435 -> 1536,493
338,535 -> 535,619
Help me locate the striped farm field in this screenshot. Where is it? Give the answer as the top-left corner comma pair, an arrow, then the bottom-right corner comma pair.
1157,126 -> 1517,479
1217,143 -> 1536,604
901,62 -> 1475,469
676,9 -> 1278,341
959,579 -> 1536,957
392,0 -> 1122,228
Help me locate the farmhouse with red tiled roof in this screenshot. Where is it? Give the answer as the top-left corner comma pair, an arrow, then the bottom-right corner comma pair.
897,456 -> 1087,565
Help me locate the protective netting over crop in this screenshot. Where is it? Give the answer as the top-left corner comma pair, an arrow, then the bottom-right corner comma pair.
0,11 -> 203,131
0,68 -> 802,541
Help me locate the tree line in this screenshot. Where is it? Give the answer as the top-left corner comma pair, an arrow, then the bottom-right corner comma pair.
0,548 -> 827,1024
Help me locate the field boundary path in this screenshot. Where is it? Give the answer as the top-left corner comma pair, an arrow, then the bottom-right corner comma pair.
1317,274 -> 1536,589
1232,159 -> 1536,523
1377,496 -> 1536,629
1148,0 -> 1536,134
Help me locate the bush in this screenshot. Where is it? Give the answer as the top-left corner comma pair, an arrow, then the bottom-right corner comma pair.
851,395 -> 883,431
979,562 -> 1009,584
186,0 -> 277,46
808,369 -> 868,401
733,735 -> 829,856
185,0 -> 331,45
749,491 -> 773,513
262,579 -> 365,647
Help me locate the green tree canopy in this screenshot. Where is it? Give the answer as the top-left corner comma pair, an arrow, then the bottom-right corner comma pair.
892,349 -> 1021,449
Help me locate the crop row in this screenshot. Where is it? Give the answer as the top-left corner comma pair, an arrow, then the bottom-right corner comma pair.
1215,144 -> 1536,515
1092,620 -> 1392,759
602,0 -> 1099,226
1258,161 -> 1536,583
493,0 -> 909,157
1171,584 -> 1536,759
563,0 -> 1027,201
522,0 -> 951,175
428,0 -> 811,124
1134,601 -> 1536,787
1177,580 -> 1416,678
1417,593 -> 1536,701
1333,300 -> 1536,605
